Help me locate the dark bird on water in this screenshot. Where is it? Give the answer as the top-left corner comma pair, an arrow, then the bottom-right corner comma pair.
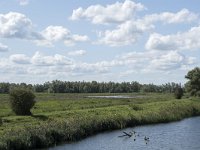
144,136 -> 149,141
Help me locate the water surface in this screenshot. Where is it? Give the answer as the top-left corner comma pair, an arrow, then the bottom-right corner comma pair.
48,117 -> 200,150
87,95 -> 146,99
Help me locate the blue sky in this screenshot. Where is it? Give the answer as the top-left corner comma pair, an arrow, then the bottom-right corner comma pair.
0,0 -> 199,84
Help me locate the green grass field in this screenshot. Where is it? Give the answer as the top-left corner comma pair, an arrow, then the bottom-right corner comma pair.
0,93 -> 200,150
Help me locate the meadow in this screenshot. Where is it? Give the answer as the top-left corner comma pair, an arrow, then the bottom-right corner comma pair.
0,93 -> 200,150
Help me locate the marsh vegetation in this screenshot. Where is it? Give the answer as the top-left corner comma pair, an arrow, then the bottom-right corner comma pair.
0,67 -> 199,149
0,93 -> 200,149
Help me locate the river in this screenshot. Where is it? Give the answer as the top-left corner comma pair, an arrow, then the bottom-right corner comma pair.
48,116 -> 200,150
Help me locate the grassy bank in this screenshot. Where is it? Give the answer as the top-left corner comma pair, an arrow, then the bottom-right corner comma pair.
0,93 -> 200,150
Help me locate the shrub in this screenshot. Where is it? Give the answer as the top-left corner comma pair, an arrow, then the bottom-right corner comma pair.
9,88 -> 36,115
174,87 -> 183,99
130,104 -> 143,111
0,118 -> 2,126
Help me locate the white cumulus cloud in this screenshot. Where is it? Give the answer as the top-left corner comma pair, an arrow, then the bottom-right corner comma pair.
98,20 -> 152,46
0,13 -> 89,47
148,51 -> 195,71
97,8 -> 198,46
68,50 -> 86,56
0,49 -> 197,81
146,25 -> 200,51
41,26 -> 70,42
70,0 -> 145,24
117,50 -> 196,72
31,51 -> 73,66
0,12 -> 41,40
143,9 -> 198,25
72,34 -> 89,42
39,26 -> 89,46
10,54 -> 30,64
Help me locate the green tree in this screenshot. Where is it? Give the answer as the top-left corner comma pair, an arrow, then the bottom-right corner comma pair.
34,84 -> 45,92
130,81 -> 141,92
174,86 -> 183,99
0,82 -> 10,93
185,67 -> 200,96
9,88 -> 36,115
51,80 -> 66,93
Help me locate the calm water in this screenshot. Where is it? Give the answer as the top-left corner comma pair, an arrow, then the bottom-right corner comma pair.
87,95 -> 146,99
48,117 -> 200,150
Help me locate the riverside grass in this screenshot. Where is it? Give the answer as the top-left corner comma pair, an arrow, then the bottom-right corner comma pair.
0,93 -> 200,150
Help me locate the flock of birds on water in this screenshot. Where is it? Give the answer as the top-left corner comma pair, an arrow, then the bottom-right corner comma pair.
118,130 -> 150,145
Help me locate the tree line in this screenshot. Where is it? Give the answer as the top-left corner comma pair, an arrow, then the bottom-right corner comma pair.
0,81 -> 182,94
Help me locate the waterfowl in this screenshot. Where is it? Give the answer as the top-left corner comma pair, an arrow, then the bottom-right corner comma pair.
144,136 -> 149,141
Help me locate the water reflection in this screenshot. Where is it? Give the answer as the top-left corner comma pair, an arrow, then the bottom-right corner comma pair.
87,95 -> 146,99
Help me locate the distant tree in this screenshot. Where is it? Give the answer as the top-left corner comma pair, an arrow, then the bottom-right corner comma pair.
43,81 -> 51,92
0,82 -> 10,93
141,84 -> 158,93
130,81 -> 141,92
174,86 -> 183,99
51,80 -> 66,93
9,88 -> 36,115
34,84 -> 45,92
185,67 -> 200,97
90,81 -> 99,93
47,87 -> 54,93
0,80 -> 184,94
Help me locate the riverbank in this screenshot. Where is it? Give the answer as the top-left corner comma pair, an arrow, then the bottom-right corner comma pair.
0,93 -> 200,150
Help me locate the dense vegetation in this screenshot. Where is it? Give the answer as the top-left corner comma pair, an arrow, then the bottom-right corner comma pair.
174,86 -> 183,99
9,88 -> 35,116
185,67 -> 200,97
0,81 -> 182,94
0,93 -> 200,149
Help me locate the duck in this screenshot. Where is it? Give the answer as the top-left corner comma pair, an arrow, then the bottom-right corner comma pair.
144,136 -> 149,141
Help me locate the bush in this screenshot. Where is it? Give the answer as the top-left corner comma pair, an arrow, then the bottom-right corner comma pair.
174,87 -> 183,99
9,88 -> 36,115
0,118 -> 2,126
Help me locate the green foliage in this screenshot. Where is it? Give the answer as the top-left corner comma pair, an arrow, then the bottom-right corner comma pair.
0,93 -> 199,149
0,81 -> 182,93
0,83 -> 10,93
185,67 -> 200,97
174,86 -> 183,99
0,118 -> 2,126
129,104 -> 143,111
9,88 -> 36,116
34,84 -> 45,92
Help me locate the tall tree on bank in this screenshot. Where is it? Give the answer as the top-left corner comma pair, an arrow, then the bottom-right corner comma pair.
185,67 -> 200,97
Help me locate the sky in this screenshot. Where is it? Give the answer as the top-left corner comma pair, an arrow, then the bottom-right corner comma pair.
0,0 -> 200,84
